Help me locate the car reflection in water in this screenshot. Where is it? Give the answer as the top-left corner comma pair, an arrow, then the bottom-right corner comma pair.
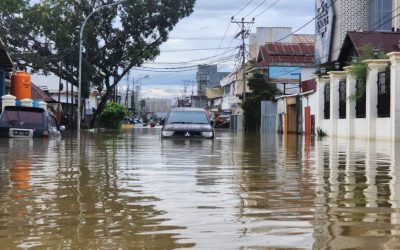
161,107 -> 214,139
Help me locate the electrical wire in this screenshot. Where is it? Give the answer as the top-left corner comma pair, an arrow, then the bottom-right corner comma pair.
253,0 -> 281,19
232,0 -> 256,18
244,0 -> 271,19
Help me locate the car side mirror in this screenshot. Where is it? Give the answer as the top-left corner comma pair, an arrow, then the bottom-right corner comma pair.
59,125 -> 66,132
210,120 -> 214,126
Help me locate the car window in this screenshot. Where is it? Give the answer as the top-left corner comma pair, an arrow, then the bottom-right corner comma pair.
166,111 -> 209,124
0,110 -> 45,127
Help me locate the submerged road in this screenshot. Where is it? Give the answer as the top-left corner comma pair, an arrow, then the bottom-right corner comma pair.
0,128 -> 398,249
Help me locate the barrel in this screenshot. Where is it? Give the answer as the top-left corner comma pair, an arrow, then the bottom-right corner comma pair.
11,71 -> 31,99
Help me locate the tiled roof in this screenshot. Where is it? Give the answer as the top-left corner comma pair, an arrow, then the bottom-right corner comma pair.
339,31 -> 400,61
257,42 -> 315,66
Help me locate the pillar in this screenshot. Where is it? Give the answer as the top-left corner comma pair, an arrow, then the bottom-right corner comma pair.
388,52 -> 400,141
328,71 -> 347,137
344,66 -> 356,138
39,101 -> 47,110
1,94 -> 16,110
364,60 -> 389,140
20,98 -> 33,107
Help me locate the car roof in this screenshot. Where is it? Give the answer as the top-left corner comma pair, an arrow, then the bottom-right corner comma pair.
170,107 -> 206,112
3,106 -> 45,112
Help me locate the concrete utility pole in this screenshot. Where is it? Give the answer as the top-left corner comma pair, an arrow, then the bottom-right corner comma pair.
231,18 -> 254,130
231,18 -> 254,105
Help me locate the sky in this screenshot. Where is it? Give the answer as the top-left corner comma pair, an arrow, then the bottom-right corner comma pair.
134,0 -> 316,98
29,0 -> 316,99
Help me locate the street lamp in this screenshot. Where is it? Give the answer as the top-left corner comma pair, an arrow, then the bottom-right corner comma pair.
77,0 -> 126,133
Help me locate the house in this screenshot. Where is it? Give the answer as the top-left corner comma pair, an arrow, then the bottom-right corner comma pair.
314,31 -> 400,140
252,41 -> 316,134
0,38 -> 15,109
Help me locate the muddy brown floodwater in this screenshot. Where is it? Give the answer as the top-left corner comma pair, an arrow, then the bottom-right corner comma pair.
0,128 -> 399,249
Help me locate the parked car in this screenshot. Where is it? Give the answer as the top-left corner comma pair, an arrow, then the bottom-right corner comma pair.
214,112 -> 231,128
133,119 -> 143,125
0,106 -> 65,138
161,107 -> 214,139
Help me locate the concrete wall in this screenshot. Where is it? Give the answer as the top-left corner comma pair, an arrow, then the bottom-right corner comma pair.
315,54 -> 400,141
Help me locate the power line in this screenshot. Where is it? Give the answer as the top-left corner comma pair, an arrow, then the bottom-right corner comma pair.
161,46 -> 236,52
253,0 -> 281,19
244,0 -> 271,19
147,48 -> 238,65
232,0 -> 256,18
134,57 -> 236,73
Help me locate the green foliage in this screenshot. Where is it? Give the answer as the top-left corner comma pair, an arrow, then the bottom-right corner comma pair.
0,0 -> 195,128
99,102 -> 127,129
242,73 -> 281,131
349,45 -> 388,100
316,127 -> 327,138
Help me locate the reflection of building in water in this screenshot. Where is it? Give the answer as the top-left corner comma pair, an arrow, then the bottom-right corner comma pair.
312,138 -> 400,249
11,160 -> 31,191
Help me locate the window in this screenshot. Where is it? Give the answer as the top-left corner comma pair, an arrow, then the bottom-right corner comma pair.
324,84 -> 330,119
369,0 -> 392,31
338,80 -> 346,119
355,79 -> 366,118
377,68 -> 390,118
167,111 -> 209,124
0,109 -> 45,127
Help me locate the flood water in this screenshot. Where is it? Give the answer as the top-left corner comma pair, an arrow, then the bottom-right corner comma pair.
0,128 -> 400,249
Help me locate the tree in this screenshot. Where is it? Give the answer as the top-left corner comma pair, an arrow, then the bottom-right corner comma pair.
348,44 -> 388,100
0,0 -> 195,128
99,102 -> 127,129
242,73 -> 281,131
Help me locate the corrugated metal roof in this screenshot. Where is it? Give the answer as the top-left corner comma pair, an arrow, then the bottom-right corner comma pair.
31,83 -> 56,102
257,42 -> 315,66
292,34 -> 316,43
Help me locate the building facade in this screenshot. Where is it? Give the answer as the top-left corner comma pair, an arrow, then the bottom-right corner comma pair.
315,0 -> 400,64
314,52 -> 400,141
196,65 -> 229,96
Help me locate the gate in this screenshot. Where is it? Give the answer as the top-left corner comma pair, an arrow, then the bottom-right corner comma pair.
324,84 -> 330,119
260,101 -> 277,133
377,68 -> 390,118
338,80 -> 346,119
355,79 -> 366,118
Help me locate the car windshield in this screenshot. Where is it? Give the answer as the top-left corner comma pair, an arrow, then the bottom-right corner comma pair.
0,110 -> 45,127
166,111 -> 209,124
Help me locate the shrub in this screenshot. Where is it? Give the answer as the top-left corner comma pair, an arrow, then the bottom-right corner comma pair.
99,102 -> 127,129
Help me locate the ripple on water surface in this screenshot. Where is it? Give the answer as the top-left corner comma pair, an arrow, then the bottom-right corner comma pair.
0,130 -> 399,249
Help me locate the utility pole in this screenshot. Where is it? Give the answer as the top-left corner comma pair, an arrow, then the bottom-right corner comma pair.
232,18 -> 254,130
231,18 -> 254,105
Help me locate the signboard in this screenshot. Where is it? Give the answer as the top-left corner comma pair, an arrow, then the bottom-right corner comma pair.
268,66 -> 301,84
315,0 -> 335,64
85,99 -> 93,115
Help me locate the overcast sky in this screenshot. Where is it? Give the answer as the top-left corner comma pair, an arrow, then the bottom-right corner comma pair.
30,0 -> 316,98
135,0 -> 315,98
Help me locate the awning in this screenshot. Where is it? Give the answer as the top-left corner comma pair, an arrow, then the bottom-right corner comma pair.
0,38 -> 14,71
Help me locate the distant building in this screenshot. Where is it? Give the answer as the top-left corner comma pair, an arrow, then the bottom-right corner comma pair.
196,65 -> 229,97
249,27 -> 314,59
144,98 -> 171,114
